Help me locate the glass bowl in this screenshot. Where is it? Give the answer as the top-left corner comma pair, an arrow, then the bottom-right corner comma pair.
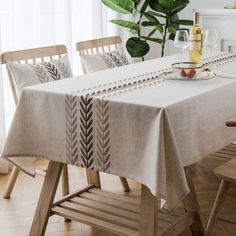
172,62 -> 203,79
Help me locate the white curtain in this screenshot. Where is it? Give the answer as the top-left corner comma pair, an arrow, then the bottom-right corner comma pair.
0,0 -> 120,173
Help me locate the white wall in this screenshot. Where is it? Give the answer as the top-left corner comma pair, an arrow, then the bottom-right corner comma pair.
146,0 -> 233,59
181,0 -> 232,19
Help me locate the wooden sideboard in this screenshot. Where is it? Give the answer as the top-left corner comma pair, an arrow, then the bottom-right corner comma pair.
199,9 -> 236,52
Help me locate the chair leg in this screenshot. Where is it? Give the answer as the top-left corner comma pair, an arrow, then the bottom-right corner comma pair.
29,161 -> 63,236
205,179 -> 231,236
119,177 -> 130,192
61,164 -> 70,222
3,166 -> 20,199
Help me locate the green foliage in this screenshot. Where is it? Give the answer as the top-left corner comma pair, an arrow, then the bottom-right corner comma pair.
111,20 -> 139,30
101,0 -> 193,58
101,0 -> 134,14
126,37 -> 150,57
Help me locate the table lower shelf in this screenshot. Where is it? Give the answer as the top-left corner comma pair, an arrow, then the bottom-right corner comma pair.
51,185 -> 193,236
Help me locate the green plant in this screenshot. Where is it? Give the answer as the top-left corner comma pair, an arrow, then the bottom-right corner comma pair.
101,0 -> 193,59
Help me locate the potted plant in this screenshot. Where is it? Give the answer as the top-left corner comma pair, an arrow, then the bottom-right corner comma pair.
101,0 -> 193,60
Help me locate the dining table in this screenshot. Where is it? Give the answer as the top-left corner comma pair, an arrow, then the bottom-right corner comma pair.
2,52 -> 236,236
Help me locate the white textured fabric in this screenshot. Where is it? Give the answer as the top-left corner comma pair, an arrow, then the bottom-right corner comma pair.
0,65 -> 8,174
7,55 -> 73,96
0,0 -> 121,173
81,49 -> 129,73
2,53 -> 236,210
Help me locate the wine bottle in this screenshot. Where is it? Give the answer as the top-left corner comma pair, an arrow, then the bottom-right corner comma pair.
189,12 -> 203,63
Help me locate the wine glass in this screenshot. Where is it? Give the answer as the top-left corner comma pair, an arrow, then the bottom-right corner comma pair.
174,30 -> 189,62
204,29 -> 218,58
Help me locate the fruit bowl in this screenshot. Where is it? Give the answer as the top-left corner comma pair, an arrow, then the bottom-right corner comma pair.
172,62 -> 203,79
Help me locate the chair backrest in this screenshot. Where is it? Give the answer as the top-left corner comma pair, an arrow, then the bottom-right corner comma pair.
76,36 -> 121,55
76,36 -> 122,73
0,45 -> 67,105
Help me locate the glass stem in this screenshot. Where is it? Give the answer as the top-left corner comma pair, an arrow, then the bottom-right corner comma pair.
210,46 -> 213,58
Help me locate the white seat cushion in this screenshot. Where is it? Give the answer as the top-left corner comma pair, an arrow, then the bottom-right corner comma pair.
7,55 -> 72,96
80,49 -> 129,73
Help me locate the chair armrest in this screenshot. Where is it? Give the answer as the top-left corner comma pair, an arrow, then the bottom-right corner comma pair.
225,120 -> 236,127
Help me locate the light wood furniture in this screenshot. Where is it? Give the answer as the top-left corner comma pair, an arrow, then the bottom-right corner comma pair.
76,36 -> 130,192
205,121 -> 236,236
29,160 -> 204,236
1,157 -> 236,235
0,45 -> 70,200
76,35 -> 122,73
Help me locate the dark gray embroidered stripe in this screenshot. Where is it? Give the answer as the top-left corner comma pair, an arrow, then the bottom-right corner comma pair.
96,99 -> 111,172
55,60 -> 72,78
30,64 -> 49,83
65,94 -> 79,165
79,95 -> 94,169
43,62 -> 61,80
72,53 -> 236,99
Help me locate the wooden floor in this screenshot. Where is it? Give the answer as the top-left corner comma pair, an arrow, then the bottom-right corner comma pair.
0,158 -> 235,236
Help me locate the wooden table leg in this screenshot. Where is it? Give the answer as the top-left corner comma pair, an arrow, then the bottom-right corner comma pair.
29,161 -> 63,236
61,164 -> 70,222
86,169 -> 101,188
183,167 -> 205,236
139,184 -> 158,236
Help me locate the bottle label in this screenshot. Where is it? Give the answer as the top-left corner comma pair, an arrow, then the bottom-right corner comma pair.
190,42 -> 201,50
190,34 -> 201,41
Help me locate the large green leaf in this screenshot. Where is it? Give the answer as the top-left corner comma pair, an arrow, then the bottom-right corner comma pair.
171,0 -> 190,14
111,20 -> 139,30
141,21 -> 163,33
159,0 -> 174,11
140,0 -> 151,13
126,37 -> 150,57
168,26 -> 176,34
133,0 -> 142,7
149,0 -> 166,13
175,19 -> 193,25
142,12 -> 163,33
142,36 -> 164,44
157,0 -> 190,14
142,21 -> 158,26
143,12 -> 158,22
147,10 -> 166,18
169,33 -> 175,41
156,23 -> 164,33
101,0 -> 134,14
148,28 -> 157,37
168,13 -> 180,30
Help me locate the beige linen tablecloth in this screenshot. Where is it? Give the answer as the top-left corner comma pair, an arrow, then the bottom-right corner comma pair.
2,53 -> 236,210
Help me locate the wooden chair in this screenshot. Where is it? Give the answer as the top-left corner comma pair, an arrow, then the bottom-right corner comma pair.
205,120 -> 236,236
0,45 -> 70,200
76,35 -> 122,73
76,36 -> 130,192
